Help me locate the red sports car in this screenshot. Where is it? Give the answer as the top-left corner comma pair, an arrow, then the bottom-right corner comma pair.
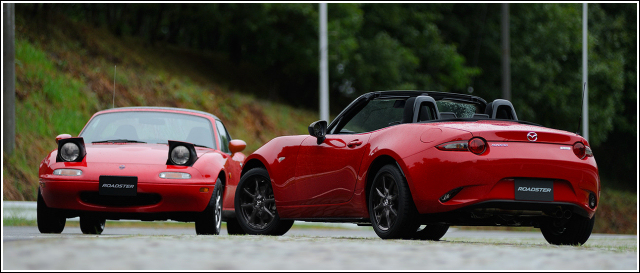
38,107 -> 248,235
234,91 -> 599,245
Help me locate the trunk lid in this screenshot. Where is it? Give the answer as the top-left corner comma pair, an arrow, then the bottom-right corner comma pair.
439,120 -> 584,145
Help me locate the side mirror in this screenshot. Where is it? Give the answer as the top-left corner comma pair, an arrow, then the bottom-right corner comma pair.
229,139 -> 247,154
308,120 -> 327,145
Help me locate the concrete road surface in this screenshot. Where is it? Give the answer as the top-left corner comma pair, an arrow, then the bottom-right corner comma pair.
2,224 -> 637,270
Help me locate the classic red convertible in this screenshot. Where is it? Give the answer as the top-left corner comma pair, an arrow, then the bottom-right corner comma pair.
235,91 -> 599,245
38,107 -> 247,235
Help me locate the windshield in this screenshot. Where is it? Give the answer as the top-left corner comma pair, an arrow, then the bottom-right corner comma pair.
338,99 -> 405,134
80,111 -> 217,149
330,96 -> 484,134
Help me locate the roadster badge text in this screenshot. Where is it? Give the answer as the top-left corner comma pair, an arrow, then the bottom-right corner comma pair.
101,184 -> 135,189
517,187 -> 551,193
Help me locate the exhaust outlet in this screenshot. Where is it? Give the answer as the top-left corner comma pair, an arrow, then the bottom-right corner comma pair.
563,210 -> 572,219
554,209 -> 564,218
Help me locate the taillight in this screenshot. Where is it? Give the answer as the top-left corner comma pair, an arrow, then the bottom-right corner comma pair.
572,142 -> 593,159
468,138 -> 487,155
436,141 -> 468,151
573,142 -> 586,159
436,138 -> 487,155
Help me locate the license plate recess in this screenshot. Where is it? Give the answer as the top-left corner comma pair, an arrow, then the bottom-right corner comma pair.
99,176 -> 138,196
514,178 -> 553,201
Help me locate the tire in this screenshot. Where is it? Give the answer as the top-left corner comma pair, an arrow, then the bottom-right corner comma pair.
226,217 -> 247,235
195,179 -> 224,235
37,188 -> 66,234
410,224 -> 450,241
540,214 -> 595,245
234,168 -> 294,236
368,164 -> 419,239
80,216 -> 106,235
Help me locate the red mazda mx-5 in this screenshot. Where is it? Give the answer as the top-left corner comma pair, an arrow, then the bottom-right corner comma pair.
234,91 -> 599,245
38,107 -> 248,235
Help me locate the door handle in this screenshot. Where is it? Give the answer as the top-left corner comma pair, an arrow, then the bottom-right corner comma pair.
347,140 -> 363,148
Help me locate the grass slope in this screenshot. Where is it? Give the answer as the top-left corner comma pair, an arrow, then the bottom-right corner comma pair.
3,11 -> 317,200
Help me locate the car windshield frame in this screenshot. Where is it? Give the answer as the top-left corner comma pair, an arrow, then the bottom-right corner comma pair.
79,111 -> 217,149
328,92 -> 488,135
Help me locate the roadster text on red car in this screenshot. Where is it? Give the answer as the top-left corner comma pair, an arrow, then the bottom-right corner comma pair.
38,107 -> 248,235
234,91 -> 599,245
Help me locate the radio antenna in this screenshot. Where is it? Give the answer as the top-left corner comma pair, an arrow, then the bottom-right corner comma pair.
113,65 -> 116,108
577,82 -> 586,135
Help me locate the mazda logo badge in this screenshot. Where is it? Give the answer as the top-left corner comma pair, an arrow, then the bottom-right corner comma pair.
119,165 -> 126,170
527,132 -> 538,142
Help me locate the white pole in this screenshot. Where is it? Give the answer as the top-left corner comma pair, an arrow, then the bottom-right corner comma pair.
582,3 -> 588,141
501,3 -> 510,101
319,3 -> 329,122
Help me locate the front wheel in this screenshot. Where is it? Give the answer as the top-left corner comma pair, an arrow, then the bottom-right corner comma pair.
540,214 -> 595,245
195,179 -> 224,235
369,164 -> 419,239
235,168 -> 293,236
410,224 -> 449,241
80,216 -> 106,234
37,188 -> 66,234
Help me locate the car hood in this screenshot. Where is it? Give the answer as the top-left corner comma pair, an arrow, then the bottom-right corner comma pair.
81,143 -> 213,164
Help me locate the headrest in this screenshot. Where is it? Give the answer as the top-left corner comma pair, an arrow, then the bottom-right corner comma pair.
485,99 -> 518,120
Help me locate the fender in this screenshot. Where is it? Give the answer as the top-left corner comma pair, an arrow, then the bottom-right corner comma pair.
191,151 -> 226,181
241,135 -> 307,206
355,124 -> 473,212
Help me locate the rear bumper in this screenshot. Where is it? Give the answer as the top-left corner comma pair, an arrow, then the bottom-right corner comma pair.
40,179 -> 215,218
403,143 -> 599,218
415,200 -> 591,227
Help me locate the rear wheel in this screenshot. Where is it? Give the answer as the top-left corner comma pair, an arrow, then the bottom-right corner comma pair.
195,179 -> 223,235
369,164 -> 419,239
540,215 -> 595,245
235,168 -> 293,236
80,216 -> 106,234
37,188 -> 66,234
410,224 -> 449,241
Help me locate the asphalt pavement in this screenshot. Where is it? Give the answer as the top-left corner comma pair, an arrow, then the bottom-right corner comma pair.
2,201 -> 637,270
2,225 -> 637,270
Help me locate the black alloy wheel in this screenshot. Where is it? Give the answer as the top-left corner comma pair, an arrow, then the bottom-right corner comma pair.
37,188 -> 66,234
195,179 -> 224,235
369,164 -> 419,239
234,168 -> 293,235
80,215 -> 106,234
540,214 -> 595,245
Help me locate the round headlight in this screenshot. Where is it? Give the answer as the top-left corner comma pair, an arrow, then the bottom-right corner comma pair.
60,142 -> 80,161
171,145 -> 190,165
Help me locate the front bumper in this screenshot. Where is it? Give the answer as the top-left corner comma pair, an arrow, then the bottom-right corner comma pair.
40,179 -> 215,217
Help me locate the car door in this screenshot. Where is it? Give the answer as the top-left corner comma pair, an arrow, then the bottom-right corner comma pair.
292,133 -> 371,205
291,98 -> 406,206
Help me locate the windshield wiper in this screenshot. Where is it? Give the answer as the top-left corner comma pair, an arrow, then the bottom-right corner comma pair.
192,144 -> 211,148
92,139 -> 146,144
156,142 -> 211,149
